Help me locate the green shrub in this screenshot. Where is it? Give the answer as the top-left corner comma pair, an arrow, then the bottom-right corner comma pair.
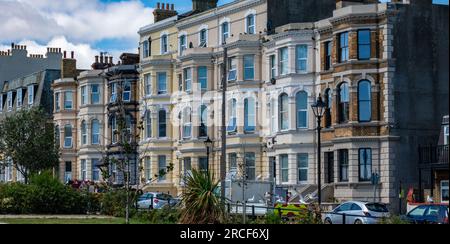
379,216 -> 410,224
135,208 -> 180,224
100,189 -> 137,217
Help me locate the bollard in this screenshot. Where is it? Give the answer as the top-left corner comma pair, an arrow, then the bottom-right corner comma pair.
342,213 -> 346,224
227,203 -> 231,214
278,208 -> 282,219
252,205 -> 255,218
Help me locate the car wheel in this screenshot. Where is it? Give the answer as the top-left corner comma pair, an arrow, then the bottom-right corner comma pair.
324,218 -> 332,224
354,219 -> 363,225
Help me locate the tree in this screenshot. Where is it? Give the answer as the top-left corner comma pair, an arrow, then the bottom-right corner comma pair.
0,107 -> 59,184
180,169 -> 225,224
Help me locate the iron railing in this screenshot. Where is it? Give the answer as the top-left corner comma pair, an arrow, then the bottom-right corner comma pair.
418,145 -> 449,166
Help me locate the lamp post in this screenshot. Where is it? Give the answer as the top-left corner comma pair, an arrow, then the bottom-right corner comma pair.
311,95 -> 327,207
204,137 -> 213,173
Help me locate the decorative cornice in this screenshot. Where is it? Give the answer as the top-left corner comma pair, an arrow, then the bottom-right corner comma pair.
176,0 -> 266,30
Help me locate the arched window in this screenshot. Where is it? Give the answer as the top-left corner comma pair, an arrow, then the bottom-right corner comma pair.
81,121 -> 87,145
246,14 -> 255,34
183,107 -> 192,139
199,105 -> 208,138
91,120 -> 100,145
64,124 -> 73,148
244,97 -> 256,133
159,109 -> 167,138
227,99 -> 237,133
279,93 -> 289,131
55,125 -> 60,148
296,91 -> 308,129
338,82 -> 350,123
145,111 -> 152,139
358,80 -> 372,122
324,88 -> 332,128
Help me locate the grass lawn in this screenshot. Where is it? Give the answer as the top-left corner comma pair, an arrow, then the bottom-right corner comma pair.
1,218 -> 151,224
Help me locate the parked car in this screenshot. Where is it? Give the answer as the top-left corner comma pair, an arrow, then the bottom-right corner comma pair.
137,192 -> 174,210
324,201 -> 390,224
402,204 -> 449,224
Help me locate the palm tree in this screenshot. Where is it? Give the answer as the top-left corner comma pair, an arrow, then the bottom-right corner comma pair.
180,169 -> 225,224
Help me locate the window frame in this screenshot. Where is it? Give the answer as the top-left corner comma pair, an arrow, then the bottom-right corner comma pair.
179,35 -> 187,56
144,157 -> 152,182
339,149 -> 349,182
358,148 -> 372,182
81,120 -> 87,145
110,83 -> 117,103
91,84 -> 100,104
157,72 -> 167,95
325,41 -> 332,70
279,93 -> 289,131
161,34 -> 168,54
92,159 -> 100,182
183,107 -> 192,139
246,14 -> 255,34
338,82 -> 350,123
64,124 -> 73,149
270,55 -> 276,79
198,66 -> 208,91
91,119 -> 100,145
64,91 -> 73,110
339,32 -> 349,62
122,81 -> 131,102
245,152 -> 256,181
280,154 -> 289,183
199,29 -> 208,47
296,45 -> 308,73
243,55 -> 255,80
228,57 -> 237,81
358,29 -> 371,60
298,153 -> 309,184
221,22 -> 229,44
16,88 -> 23,108
184,68 -> 192,92
27,85 -> 34,105
296,91 -> 308,129
279,47 -> 289,75
158,155 -> 167,182
358,80 -> 372,122
199,105 -> 208,138
441,180 -> 449,203
244,97 -> 256,133
81,85 -> 87,105
81,159 -> 87,181
145,110 -> 152,139
7,91 -> 13,111
227,99 -> 237,133
158,109 -> 167,138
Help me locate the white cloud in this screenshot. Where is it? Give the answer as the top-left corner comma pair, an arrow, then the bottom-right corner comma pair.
0,0 -> 154,43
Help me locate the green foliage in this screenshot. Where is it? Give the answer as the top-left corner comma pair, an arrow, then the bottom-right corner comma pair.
99,189 -> 137,217
180,169 -> 225,224
135,208 -> 181,224
0,172 -> 95,214
0,107 -> 59,183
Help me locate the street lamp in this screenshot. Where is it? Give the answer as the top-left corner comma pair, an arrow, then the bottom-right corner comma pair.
204,137 -> 213,173
311,95 -> 327,207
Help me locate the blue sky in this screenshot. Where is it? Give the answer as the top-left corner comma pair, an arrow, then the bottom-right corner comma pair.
0,0 -> 448,68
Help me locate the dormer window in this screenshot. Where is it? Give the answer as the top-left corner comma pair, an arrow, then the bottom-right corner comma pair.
7,91 -> 13,111
16,89 -> 23,108
27,85 -> 34,105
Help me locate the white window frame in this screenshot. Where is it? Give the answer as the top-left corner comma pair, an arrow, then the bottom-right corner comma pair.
27,85 -> 34,105
179,33 -> 187,56
81,120 -> 87,145
145,110 -> 152,139
81,159 -> 87,181
17,89 -> 23,108
279,47 -> 289,75
279,93 -> 289,131
0,95 -> 3,112
7,91 -> 13,111
183,107 -> 192,139
158,109 -> 167,138
296,91 -> 308,129
91,84 -> 100,104
184,68 -> 192,92
444,125 -> 449,145
227,98 -> 237,133
243,55 -> 255,80
123,81 -> 131,102
55,92 -> 60,112
158,155 -> 167,182
64,91 -> 73,110
144,73 -> 152,96
219,18 -> 230,45
270,55 -> 277,79
145,157 -> 152,182
110,83 -> 117,103
160,32 -> 169,55
298,154 -> 309,184
198,25 -> 208,47
91,120 -> 100,145
157,72 -> 167,95
244,97 -> 256,133
81,85 -> 87,105
270,99 -> 277,134
64,124 -> 73,148
296,45 -> 308,73
280,154 -> 289,183
245,9 -> 256,34
198,66 -> 208,91
92,159 -> 100,182
228,57 -> 237,81
143,40 -> 150,58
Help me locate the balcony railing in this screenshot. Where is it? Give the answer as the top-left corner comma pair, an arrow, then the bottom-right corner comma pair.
418,145 -> 449,167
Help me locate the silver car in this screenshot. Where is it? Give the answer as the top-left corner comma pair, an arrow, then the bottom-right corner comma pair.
324,201 -> 390,224
137,192 -> 173,210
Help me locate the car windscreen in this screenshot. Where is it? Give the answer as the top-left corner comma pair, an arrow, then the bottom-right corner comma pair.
365,203 -> 389,212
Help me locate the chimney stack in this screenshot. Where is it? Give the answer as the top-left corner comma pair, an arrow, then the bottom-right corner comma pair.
192,0 -> 218,13
61,50 -> 77,78
153,2 -> 178,22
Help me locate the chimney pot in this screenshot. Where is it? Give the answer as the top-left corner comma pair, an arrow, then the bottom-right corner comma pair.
166,3 -> 170,10
162,3 -> 165,9
11,43 -> 14,49
95,55 -> 99,63
171,4 -> 174,10
64,51 -> 67,58
71,51 -> 74,59
109,56 -> 113,64
100,54 -> 104,64
157,2 -> 160,9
